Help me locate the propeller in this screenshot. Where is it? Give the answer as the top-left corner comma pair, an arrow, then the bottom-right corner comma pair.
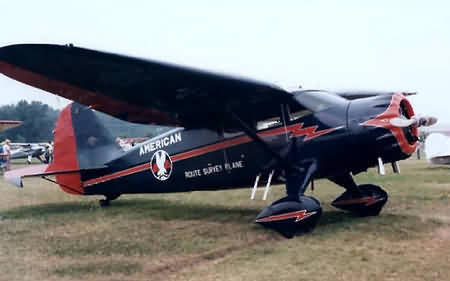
390,115 -> 438,128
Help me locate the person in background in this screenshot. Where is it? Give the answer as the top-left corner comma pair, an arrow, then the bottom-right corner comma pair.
45,141 -> 54,163
0,142 -> 5,172
2,139 -> 11,171
27,155 -> 32,164
25,144 -> 33,164
48,141 -> 54,163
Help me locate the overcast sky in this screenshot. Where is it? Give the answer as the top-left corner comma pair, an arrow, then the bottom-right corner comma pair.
1,0 -> 449,121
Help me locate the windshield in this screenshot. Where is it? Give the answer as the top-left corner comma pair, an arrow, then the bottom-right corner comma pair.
293,90 -> 348,112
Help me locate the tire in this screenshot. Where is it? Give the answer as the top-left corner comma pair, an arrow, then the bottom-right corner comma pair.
356,184 -> 388,216
99,199 -> 110,207
256,195 -> 322,238
332,184 -> 388,216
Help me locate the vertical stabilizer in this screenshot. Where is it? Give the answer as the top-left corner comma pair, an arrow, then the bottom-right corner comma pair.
47,102 -> 123,194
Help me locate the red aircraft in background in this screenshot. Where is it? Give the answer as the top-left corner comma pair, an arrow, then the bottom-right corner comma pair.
0,120 -> 22,132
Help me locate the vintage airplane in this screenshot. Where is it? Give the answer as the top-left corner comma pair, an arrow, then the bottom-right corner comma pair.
0,44 -> 438,237
0,120 -> 50,163
9,142 -> 49,163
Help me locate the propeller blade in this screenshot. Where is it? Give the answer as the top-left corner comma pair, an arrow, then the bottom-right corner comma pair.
390,116 -> 438,128
390,118 -> 416,128
417,116 -> 438,127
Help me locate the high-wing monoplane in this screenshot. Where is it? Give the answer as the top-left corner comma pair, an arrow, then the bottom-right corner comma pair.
0,44 -> 437,237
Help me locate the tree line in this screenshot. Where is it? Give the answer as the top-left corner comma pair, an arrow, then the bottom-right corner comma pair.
0,100 -> 59,142
0,100 -> 167,143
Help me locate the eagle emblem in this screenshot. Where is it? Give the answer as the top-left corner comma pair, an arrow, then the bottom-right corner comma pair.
150,150 -> 173,181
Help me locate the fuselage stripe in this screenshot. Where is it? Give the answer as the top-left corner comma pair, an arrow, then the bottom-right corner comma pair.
82,123 -> 342,187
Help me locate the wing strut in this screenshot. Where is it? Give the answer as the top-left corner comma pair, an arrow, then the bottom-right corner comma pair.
231,110 -> 319,200
230,111 -> 289,169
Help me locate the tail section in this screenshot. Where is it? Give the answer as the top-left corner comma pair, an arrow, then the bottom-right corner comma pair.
5,103 -> 123,194
64,102 -> 123,170
47,103 -> 82,194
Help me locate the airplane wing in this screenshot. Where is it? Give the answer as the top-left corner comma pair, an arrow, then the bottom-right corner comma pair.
0,44 -> 294,131
0,120 -> 22,132
336,91 -> 416,100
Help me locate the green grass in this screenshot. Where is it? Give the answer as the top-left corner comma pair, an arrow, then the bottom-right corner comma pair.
0,159 -> 449,281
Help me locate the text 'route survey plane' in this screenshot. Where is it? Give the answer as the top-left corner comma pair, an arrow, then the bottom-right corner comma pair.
0,44 -> 438,237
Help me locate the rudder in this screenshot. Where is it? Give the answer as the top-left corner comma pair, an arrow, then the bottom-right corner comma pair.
48,103 -> 123,194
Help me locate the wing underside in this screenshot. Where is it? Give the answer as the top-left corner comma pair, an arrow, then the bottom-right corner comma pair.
0,44 -> 294,131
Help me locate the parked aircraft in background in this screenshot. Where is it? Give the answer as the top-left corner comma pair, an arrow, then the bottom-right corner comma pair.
9,142 -> 49,163
419,123 -> 450,165
0,120 -> 23,171
0,120 -> 52,164
0,44 -> 438,237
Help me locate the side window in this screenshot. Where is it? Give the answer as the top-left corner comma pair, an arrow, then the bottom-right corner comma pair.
257,116 -> 281,130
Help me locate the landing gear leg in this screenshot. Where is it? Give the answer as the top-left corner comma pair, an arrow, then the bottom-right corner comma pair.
329,173 -> 388,216
99,193 -> 121,207
230,113 -> 321,237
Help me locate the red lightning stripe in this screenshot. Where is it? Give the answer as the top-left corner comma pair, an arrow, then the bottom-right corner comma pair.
290,123 -> 343,141
333,196 -> 380,206
255,210 -> 317,223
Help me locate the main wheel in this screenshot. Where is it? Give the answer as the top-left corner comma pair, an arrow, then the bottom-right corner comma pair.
256,196 -> 322,238
332,184 -> 388,216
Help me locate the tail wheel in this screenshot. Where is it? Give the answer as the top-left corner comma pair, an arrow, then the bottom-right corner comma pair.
99,199 -> 110,207
105,193 -> 121,201
99,193 -> 121,207
332,184 -> 388,216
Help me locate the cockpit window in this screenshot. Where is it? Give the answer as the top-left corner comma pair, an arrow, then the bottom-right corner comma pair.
287,106 -> 312,122
293,90 -> 347,113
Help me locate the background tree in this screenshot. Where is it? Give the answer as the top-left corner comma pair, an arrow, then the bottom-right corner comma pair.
0,100 -> 59,142
0,100 -> 167,143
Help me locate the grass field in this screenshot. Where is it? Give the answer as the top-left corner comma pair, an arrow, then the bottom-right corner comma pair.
0,159 -> 449,281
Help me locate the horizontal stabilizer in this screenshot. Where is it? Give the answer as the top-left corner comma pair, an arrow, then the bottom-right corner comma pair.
4,164 -> 80,188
